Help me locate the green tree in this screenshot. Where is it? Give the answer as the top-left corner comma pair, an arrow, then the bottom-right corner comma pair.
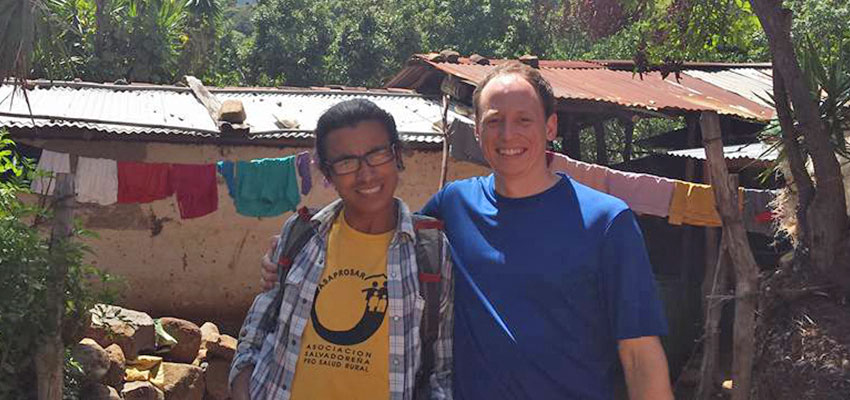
247,0 -> 333,85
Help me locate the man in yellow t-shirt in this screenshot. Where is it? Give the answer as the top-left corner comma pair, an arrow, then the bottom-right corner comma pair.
289,210 -> 392,399
231,99 -> 454,400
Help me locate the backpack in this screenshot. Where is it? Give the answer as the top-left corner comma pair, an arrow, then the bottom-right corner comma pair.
258,207 -> 448,398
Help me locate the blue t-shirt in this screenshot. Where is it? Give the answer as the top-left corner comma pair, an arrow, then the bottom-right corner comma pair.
421,173 -> 668,400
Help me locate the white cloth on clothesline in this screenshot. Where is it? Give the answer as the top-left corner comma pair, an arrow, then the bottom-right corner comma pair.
75,157 -> 118,205
30,150 -> 71,195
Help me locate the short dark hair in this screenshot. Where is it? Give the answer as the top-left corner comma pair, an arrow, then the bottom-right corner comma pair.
472,61 -> 556,121
314,99 -> 403,173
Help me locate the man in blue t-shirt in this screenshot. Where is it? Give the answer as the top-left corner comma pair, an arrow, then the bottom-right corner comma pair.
261,62 -> 672,399
418,61 -> 672,400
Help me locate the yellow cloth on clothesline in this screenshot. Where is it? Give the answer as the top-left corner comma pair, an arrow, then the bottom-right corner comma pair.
668,181 -> 743,227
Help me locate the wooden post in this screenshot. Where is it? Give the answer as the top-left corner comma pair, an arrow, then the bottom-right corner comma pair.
697,236 -> 730,400
680,114 -> 700,286
559,113 -> 582,160
439,94 -> 450,188
701,112 -> 760,400
593,120 -> 608,165
620,117 -> 635,162
34,173 -> 75,400
185,75 -> 248,134
185,75 -> 222,119
703,161 -> 721,301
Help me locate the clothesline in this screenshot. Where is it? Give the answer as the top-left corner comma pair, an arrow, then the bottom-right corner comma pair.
27,148 -> 311,220
546,152 -> 777,235
448,120 -> 777,233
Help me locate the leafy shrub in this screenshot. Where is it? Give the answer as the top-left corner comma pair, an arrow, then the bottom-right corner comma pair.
0,130 -> 120,399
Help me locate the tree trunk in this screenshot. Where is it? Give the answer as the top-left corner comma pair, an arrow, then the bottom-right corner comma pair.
701,112 -> 760,400
749,0 -> 850,287
34,173 -> 75,400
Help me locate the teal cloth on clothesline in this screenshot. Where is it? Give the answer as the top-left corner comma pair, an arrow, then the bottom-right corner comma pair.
221,156 -> 300,217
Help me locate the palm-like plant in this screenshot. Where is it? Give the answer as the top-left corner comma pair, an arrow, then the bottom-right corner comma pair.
0,0 -> 36,82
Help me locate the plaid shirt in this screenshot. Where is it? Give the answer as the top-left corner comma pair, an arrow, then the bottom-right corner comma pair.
230,199 -> 453,400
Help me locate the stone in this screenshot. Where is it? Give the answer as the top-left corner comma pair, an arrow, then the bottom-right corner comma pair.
159,317 -> 202,364
85,383 -> 121,400
101,343 -> 126,389
207,334 -> 236,362
123,381 -> 165,400
72,338 -> 110,382
160,362 -> 205,400
199,322 -> 220,350
204,359 -> 231,400
439,49 -> 460,63
192,348 -> 208,366
519,54 -> 540,68
469,54 -> 490,65
218,100 -> 246,123
85,304 -> 156,359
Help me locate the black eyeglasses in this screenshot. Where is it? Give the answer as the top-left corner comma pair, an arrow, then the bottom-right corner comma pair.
325,144 -> 397,175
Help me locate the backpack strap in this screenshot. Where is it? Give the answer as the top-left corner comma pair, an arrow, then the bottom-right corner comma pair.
412,214 -> 446,399
258,207 -> 317,333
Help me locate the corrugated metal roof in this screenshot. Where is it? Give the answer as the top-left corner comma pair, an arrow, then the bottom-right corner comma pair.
683,69 -> 774,109
0,81 -> 463,144
667,142 -> 779,161
388,55 -> 776,122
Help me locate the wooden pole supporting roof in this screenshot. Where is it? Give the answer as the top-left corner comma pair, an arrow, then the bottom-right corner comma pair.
700,111 -> 760,400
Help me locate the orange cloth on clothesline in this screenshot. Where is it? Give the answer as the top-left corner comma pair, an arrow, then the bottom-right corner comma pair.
668,181 -> 743,227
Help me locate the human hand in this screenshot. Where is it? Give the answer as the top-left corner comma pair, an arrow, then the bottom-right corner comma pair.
231,366 -> 254,400
260,235 -> 280,291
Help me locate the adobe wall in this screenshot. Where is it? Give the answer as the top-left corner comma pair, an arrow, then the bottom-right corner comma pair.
20,138 -> 489,332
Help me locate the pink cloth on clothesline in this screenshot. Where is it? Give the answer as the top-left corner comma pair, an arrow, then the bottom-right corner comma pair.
606,169 -> 676,218
548,152 -> 609,193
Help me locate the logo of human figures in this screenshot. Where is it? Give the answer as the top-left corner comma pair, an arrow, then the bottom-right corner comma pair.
312,274 -> 388,345
362,280 -> 388,314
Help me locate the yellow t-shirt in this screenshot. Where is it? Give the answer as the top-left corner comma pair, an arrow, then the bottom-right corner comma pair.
289,211 -> 393,400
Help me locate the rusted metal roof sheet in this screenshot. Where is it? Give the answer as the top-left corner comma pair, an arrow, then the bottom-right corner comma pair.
389,55 -> 776,122
667,142 -> 779,161
0,81 -> 460,144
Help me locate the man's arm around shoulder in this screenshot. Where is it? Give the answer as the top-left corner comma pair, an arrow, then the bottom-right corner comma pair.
618,336 -> 673,400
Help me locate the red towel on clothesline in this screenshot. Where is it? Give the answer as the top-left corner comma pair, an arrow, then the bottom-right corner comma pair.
117,162 -> 174,203
170,164 -> 218,219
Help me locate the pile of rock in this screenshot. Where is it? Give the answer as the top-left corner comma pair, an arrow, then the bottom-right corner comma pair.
73,304 -> 237,400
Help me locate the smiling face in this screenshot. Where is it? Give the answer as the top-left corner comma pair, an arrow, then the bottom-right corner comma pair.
324,120 -> 399,220
476,73 -> 557,189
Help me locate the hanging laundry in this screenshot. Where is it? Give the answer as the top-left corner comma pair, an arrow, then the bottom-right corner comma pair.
75,157 -> 118,205
668,181 -> 744,227
170,164 -> 218,219
30,150 -> 71,195
743,189 -> 777,236
548,152 -> 609,193
231,156 -> 300,218
449,119 -> 489,166
117,162 -> 174,204
606,169 -> 675,218
216,161 -> 236,197
296,151 -> 313,195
